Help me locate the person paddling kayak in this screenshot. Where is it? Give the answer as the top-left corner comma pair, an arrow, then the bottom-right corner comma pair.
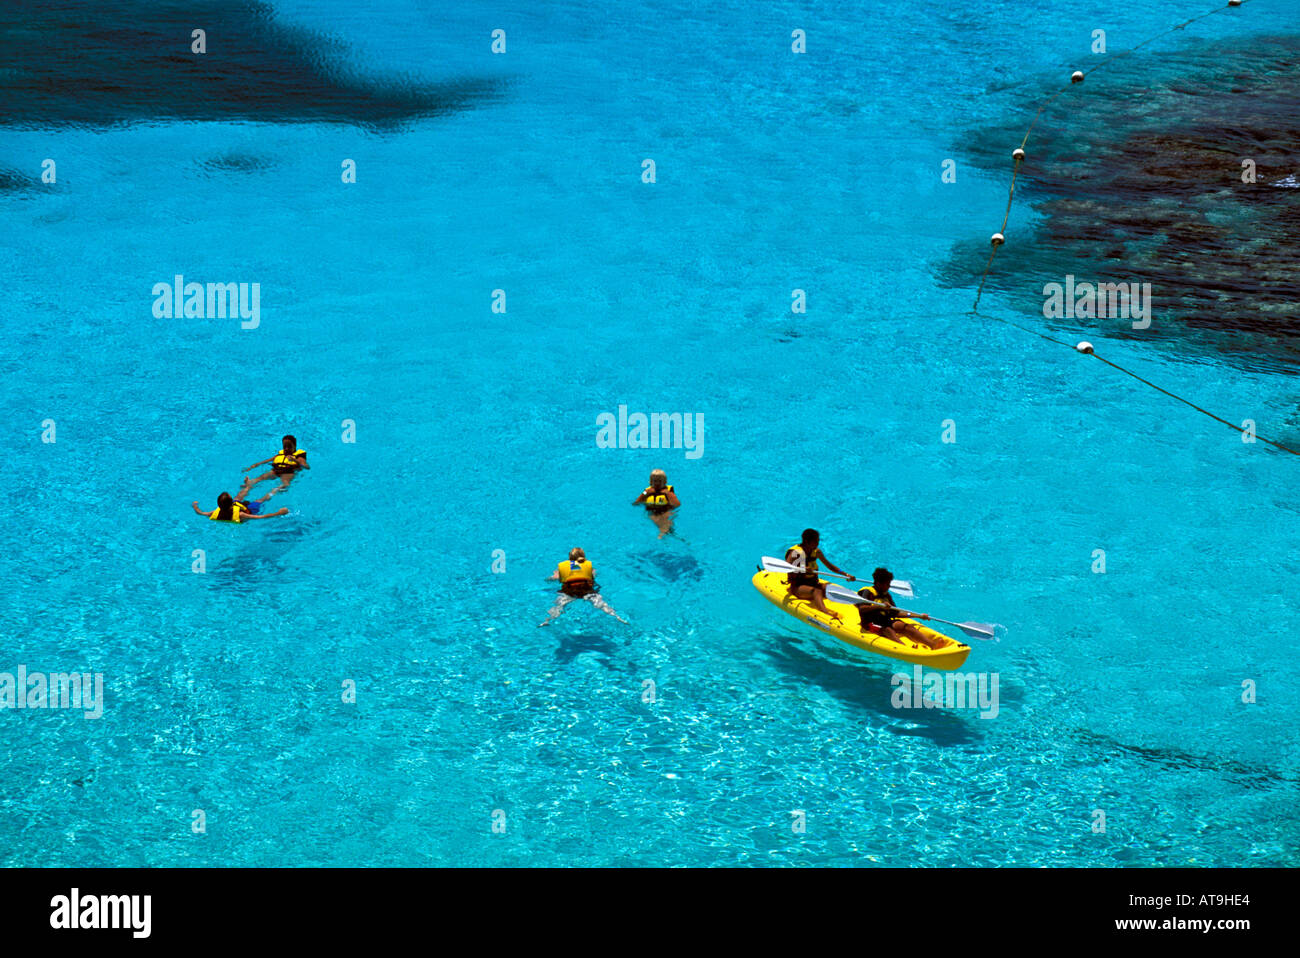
632,469 -> 680,538
540,547 -> 629,626
857,567 -> 944,649
785,529 -> 855,621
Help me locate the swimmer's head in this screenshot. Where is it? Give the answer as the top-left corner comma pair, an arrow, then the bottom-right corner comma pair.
569,547 -> 585,562
801,528 -> 820,547
649,469 -> 667,488
215,492 -> 236,521
282,435 -> 297,451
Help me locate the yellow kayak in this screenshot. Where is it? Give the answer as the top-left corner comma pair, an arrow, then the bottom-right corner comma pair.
751,570 -> 971,670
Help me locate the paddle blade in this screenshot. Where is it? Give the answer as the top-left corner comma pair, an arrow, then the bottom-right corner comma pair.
955,621 -> 998,640
824,583 -> 864,605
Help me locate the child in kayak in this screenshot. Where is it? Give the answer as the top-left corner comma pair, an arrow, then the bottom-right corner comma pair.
540,547 -> 629,626
857,567 -> 943,649
237,435 -> 309,501
631,469 -> 680,539
191,492 -> 289,523
785,529 -> 855,621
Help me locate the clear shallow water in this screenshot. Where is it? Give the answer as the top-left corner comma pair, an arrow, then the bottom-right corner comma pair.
2,0 -> 1298,867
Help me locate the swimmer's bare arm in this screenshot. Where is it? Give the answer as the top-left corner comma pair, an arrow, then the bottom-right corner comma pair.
245,508 -> 290,519
819,553 -> 855,582
296,454 -> 309,470
190,501 -> 208,515
546,571 -> 559,581
243,456 -> 274,471
631,492 -> 647,505
665,489 -> 680,507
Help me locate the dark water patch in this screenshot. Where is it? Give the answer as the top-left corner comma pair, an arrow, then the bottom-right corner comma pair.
554,630 -> 622,669
631,549 -> 702,583
210,553 -> 288,590
941,34 -> 1300,373
1074,729 -> 1299,792
0,167 -> 47,194
0,0 -> 504,130
197,153 -> 274,175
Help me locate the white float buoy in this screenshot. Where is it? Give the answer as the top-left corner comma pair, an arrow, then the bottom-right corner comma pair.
1071,70 -> 1085,84
1076,341 -> 1094,354
1012,148 -> 1026,161
991,232 -> 1005,246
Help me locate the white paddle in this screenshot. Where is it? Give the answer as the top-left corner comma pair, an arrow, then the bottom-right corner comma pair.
760,556 -> 915,598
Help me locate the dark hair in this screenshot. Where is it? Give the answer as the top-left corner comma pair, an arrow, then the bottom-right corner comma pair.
283,434 -> 296,445
801,528 -> 819,542
873,567 -> 893,581
216,492 -> 235,521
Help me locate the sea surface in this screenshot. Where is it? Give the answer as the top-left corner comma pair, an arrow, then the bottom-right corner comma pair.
1,0 -> 1297,866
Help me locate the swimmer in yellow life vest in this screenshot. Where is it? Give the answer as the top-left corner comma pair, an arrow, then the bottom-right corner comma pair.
237,434 -> 309,501
191,492 -> 289,523
785,528 -> 855,621
539,547 -> 629,627
631,469 -> 680,539
856,567 -> 944,649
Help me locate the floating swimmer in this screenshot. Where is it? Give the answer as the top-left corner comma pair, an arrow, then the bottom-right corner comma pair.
632,469 -> 680,539
539,547 -> 628,627
191,492 -> 289,523
237,434 -> 308,500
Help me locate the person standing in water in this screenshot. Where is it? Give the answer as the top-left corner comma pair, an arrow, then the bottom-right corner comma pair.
632,469 -> 680,539
785,528 -> 855,621
540,547 -> 628,626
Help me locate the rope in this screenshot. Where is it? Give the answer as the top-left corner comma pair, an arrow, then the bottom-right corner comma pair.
973,0 -> 1251,308
1084,347 -> 1300,455
969,0 -> 1295,456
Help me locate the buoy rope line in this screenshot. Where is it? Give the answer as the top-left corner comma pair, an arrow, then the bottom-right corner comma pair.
966,0 -> 1295,455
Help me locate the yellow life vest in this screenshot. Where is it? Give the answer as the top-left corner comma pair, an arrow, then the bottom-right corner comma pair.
209,501 -> 252,523
857,585 -> 898,613
272,448 -> 306,472
557,559 -> 594,591
643,484 -> 674,508
786,544 -> 822,573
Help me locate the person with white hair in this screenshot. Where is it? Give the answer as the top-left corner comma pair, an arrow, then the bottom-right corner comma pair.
631,468 -> 680,539
539,547 -> 628,626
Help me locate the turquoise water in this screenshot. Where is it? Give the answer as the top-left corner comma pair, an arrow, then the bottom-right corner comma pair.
2,0 -> 1297,866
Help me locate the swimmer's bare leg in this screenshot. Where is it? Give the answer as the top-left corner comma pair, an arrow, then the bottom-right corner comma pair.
538,593 -> 575,627
238,471 -> 275,498
584,593 -> 628,624
651,510 -> 674,539
258,476 -> 293,502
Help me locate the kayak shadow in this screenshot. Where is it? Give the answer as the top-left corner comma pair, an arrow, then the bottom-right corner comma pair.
763,635 -> 983,747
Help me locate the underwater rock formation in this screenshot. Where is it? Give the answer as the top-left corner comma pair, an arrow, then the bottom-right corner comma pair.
0,0 -> 502,130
